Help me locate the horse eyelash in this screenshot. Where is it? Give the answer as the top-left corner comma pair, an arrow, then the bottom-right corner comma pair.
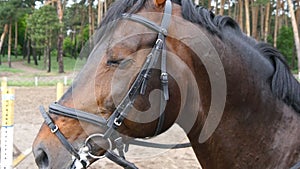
107,58 -> 135,68
106,59 -> 123,67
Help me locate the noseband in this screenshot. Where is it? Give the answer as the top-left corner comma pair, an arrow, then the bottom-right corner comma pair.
39,1 -> 190,169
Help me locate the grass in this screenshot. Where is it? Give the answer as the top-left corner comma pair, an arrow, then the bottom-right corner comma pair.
7,79 -> 74,87
0,55 -> 24,62
1,55 -> 86,74
1,54 -> 86,86
27,56 -> 87,74
0,65 -> 24,73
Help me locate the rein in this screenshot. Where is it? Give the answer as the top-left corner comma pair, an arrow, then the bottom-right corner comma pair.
39,1 -> 191,169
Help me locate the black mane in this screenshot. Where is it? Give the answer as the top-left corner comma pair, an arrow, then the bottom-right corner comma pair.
99,0 -> 300,112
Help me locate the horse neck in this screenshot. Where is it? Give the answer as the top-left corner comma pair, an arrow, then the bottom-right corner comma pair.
182,31 -> 300,168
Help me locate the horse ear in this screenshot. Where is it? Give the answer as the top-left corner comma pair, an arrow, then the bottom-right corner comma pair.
153,0 -> 166,7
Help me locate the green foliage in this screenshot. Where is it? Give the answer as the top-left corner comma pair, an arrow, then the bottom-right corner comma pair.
253,0 -> 270,5
0,0 -> 34,24
276,26 -> 295,68
27,5 -> 60,49
82,25 -> 90,42
63,36 -> 74,58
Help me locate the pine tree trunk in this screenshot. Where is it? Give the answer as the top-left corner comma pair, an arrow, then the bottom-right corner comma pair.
88,0 -> 95,51
228,0 -> 232,17
264,2 -> 270,42
14,22 -> 18,57
8,23 -> 12,68
0,24 -> 8,54
79,7 -> 85,59
98,0 -> 103,26
260,5 -> 264,41
92,7 -> 95,34
43,46 -> 47,70
297,3 -> 300,41
274,0 -> 281,48
219,0 -> 225,15
56,0 -> 64,73
251,2 -> 259,40
233,1 -> 237,20
287,0 -> 300,78
208,0 -> 211,10
47,45 -> 51,73
104,0 -> 108,13
27,39 -> 31,64
245,0 -> 250,36
238,0 -> 244,32
89,0 -> 93,45
32,41 -> 38,65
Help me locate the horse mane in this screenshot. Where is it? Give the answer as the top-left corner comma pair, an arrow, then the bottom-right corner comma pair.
255,43 -> 300,112
99,0 -> 300,112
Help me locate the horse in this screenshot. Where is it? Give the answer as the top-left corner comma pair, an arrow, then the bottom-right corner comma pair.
32,0 -> 300,168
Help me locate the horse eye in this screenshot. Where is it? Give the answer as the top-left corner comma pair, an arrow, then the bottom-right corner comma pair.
106,59 -> 123,67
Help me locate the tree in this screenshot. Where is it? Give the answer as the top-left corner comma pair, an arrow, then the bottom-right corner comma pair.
245,0 -> 250,36
0,24 -> 8,60
264,2 -> 271,42
56,0 -> 65,73
287,0 -> 300,77
251,1 -> 259,39
0,0 -> 35,67
98,0 -> 104,26
88,0 -> 95,48
260,5 -> 265,41
274,0 -> 281,47
238,0 -> 244,31
219,0 -> 225,15
277,26 -> 295,68
27,5 -> 60,72
296,0 -> 300,44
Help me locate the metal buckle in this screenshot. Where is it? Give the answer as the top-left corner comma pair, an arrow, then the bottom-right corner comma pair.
50,125 -> 59,133
114,118 -> 122,127
84,133 -> 113,159
155,39 -> 163,49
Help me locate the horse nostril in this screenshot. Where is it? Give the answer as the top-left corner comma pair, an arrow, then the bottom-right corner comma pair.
34,149 -> 49,169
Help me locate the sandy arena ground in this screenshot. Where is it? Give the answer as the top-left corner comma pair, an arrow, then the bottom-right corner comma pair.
1,87 -> 201,169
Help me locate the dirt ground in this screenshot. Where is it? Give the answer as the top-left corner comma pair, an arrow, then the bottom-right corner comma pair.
2,87 -> 201,169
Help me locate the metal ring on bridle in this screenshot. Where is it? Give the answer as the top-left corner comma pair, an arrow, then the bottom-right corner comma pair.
84,133 -> 113,159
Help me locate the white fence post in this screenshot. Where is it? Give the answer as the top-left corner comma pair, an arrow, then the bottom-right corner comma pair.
64,76 -> 68,86
35,77 -> 38,86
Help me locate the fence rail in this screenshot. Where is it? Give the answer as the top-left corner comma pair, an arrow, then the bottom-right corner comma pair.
5,74 -> 76,86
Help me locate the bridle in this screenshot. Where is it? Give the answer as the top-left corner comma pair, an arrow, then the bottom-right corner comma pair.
39,1 -> 190,169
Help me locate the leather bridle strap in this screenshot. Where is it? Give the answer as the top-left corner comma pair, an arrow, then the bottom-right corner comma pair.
105,150 -> 138,169
49,102 -> 107,127
128,139 -> 191,149
290,161 -> 300,169
103,0 -> 172,139
39,106 -> 88,169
